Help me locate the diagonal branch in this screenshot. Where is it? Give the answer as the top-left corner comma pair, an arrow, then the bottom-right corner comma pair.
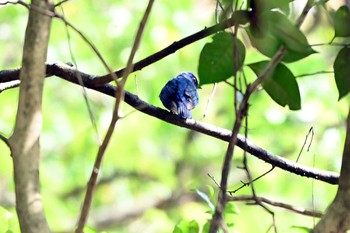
92,10 -> 250,85
0,62 -> 339,185
209,1 -> 316,231
227,195 -> 323,218
75,0 -> 154,232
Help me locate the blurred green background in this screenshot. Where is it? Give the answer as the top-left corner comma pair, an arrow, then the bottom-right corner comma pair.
0,0 -> 349,232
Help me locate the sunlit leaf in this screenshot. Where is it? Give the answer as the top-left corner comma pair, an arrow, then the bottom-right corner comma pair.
198,32 -> 245,85
249,61 -> 301,110
290,225 -> 313,232
224,202 -> 240,214
205,185 -> 215,199
202,221 -> 210,233
333,47 -> 350,100
248,11 -> 315,62
83,226 -> 99,233
334,6 -> 350,37
173,220 -> 200,233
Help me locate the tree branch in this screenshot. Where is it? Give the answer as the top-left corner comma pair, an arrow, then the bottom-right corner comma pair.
7,0 -> 53,232
0,62 -> 339,185
75,0 -> 154,232
313,108 -> 350,232
0,132 -> 10,149
92,10 -> 250,85
227,195 -> 323,218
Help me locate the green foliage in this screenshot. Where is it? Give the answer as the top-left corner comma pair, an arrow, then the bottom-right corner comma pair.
1,0 -> 350,233
83,226 -> 97,233
173,220 -> 200,233
0,206 -> 20,233
290,225 -> 312,232
198,32 -> 245,85
249,61 -> 301,110
334,6 -> 350,38
248,11 -> 316,62
223,202 -> 239,215
250,0 -> 294,15
333,46 -> 350,100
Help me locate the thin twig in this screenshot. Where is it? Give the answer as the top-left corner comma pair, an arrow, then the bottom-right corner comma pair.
296,71 -> 333,78
53,12 -> 117,81
209,28 -> 246,233
207,173 -> 221,188
230,165 -> 275,194
54,0 -> 70,7
203,83 -> 217,119
0,132 -> 10,149
59,6 -> 101,145
296,127 -> 314,163
209,1 -> 316,232
75,1 -> 154,232
227,195 -> 323,218
93,10 -> 250,85
242,116 -> 277,233
311,42 -> 350,47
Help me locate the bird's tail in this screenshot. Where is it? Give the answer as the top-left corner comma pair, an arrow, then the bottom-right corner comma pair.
177,102 -> 192,119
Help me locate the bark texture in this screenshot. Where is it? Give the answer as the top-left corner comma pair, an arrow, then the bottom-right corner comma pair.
313,109 -> 350,233
8,0 -> 52,232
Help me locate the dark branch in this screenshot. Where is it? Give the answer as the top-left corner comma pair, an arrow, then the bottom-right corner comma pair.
0,132 -> 10,150
227,195 -> 323,218
92,10 -> 250,85
0,62 -> 339,185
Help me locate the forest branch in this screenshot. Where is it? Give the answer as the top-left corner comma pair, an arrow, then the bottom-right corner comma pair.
92,10 -> 250,85
75,0 -> 154,232
0,62 -> 339,185
7,0 -> 53,232
313,108 -> 350,232
227,195 -> 323,218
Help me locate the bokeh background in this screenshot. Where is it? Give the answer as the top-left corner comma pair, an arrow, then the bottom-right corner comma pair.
0,0 -> 349,232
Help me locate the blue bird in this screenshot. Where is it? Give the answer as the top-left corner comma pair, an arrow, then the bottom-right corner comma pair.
159,72 -> 199,119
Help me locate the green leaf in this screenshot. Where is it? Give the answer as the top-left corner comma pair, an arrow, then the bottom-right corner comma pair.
0,206 -> 20,233
206,185 -> 215,199
249,61 -> 301,110
251,0 -> 294,15
333,47 -> 350,100
248,11 -> 315,62
173,220 -> 200,233
202,221 -> 210,233
83,226 -> 100,233
224,202 -> 240,214
198,32 -> 245,85
334,6 -> 350,37
290,225 -> 312,232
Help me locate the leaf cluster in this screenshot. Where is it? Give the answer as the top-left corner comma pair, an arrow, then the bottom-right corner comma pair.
198,1 -> 350,109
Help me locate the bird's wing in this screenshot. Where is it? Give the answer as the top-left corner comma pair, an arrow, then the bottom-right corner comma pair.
159,79 -> 179,112
177,101 -> 192,119
183,84 -> 199,110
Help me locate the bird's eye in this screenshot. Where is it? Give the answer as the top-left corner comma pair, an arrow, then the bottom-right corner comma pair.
192,77 -> 198,86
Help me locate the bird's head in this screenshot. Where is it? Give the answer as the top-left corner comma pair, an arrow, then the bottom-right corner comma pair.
181,72 -> 200,89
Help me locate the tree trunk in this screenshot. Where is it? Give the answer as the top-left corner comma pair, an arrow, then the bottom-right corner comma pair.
8,0 -> 53,232
313,108 -> 350,233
